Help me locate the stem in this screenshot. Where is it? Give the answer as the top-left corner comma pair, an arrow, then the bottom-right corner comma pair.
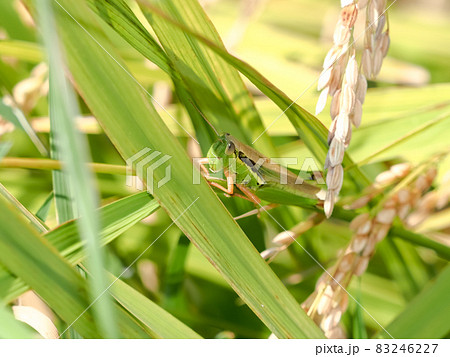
1,157 -> 128,175
389,225 -> 450,261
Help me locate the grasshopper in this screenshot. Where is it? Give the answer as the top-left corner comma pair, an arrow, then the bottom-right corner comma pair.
197,133 -> 326,210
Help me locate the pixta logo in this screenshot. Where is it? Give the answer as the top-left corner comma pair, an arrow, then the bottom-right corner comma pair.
126,148 -> 171,194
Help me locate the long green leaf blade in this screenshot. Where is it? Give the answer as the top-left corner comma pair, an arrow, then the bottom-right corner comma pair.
0,193 -> 154,338
140,2 -> 370,187
0,305 -> 38,338
376,264 -> 450,339
0,192 -> 159,303
146,0 -> 276,154
108,273 -> 203,339
37,0 -> 118,338
0,194 -> 101,338
0,192 -> 203,338
52,0 -> 324,338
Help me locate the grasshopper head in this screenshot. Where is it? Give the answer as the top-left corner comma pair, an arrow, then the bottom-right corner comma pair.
206,134 -> 236,172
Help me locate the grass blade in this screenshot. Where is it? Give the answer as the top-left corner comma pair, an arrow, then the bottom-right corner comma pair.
376,264 -> 450,339
108,272 -> 203,339
52,0 -> 324,338
0,98 -> 48,156
0,194 -> 101,338
0,192 -> 159,303
87,0 -> 171,75
144,0 -> 275,153
0,305 -> 37,338
89,0 -> 276,155
0,193 -> 156,338
0,191 -> 203,338
140,1 -> 370,188
36,0 -> 118,338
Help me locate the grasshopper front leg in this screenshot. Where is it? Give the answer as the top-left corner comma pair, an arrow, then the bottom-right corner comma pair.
197,158 -> 234,194
199,159 -> 261,204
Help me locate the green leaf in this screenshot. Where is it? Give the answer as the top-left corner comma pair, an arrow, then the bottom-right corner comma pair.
389,225 -> 450,261
0,305 -> 38,339
86,0 -> 171,75
35,192 -> 54,222
163,234 -> 190,309
351,280 -> 368,339
52,0 -> 324,338
0,192 -> 159,303
37,0 -> 118,337
0,40 -> 43,63
376,238 -> 422,299
89,0 -> 276,156
0,141 -> 12,160
0,1 -> 35,42
0,182 -> 48,233
0,192 -> 157,338
143,0 -> 276,153
139,1 -> 370,188
108,272 -> 202,339
0,191 -> 203,338
0,194 -> 101,338
376,264 -> 450,339
0,97 -> 48,156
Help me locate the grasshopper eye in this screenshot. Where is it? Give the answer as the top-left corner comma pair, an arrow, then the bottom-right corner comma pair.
225,141 -> 235,155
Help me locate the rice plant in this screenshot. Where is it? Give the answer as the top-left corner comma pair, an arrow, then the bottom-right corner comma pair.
0,0 -> 449,339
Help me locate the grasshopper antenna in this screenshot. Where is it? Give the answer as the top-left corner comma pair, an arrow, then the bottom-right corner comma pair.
188,100 -> 220,136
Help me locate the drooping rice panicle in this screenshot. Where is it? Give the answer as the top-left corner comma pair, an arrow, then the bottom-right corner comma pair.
260,213 -> 325,262
317,0 -> 390,217
302,163 -> 441,338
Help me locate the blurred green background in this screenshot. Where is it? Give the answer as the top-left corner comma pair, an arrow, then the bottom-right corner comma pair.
0,0 -> 449,338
